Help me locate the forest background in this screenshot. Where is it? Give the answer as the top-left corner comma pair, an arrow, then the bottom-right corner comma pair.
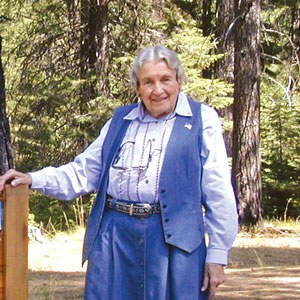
0,0 -> 299,233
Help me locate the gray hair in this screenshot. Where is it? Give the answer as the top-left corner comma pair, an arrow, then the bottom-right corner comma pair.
129,45 -> 185,89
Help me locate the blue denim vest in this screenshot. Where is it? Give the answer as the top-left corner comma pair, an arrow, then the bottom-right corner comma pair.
83,99 -> 204,262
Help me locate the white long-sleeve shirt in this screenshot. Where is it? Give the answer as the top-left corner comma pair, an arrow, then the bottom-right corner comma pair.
29,92 -> 238,265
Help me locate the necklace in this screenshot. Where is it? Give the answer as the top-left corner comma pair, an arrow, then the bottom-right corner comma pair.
135,117 -> 171,202
113,114 -> 173,202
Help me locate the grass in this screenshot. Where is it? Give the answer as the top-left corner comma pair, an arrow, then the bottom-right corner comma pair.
239,218 -> 300,236
28,219 -> 300,299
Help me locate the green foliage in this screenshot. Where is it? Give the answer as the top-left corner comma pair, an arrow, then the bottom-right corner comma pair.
261,79 -> 300,218
29,191 -> 95,233
0,0 -> 115,229
1,0 -> 299,230
167,23 -> 233,108
260,0 -> 300,218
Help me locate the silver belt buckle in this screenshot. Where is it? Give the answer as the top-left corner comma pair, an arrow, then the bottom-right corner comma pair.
136,203 -> 152,217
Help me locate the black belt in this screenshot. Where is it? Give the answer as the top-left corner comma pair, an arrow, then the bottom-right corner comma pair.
106,198 -> 161,218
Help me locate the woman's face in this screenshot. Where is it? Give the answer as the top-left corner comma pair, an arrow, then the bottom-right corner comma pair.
136,60 -> 181,118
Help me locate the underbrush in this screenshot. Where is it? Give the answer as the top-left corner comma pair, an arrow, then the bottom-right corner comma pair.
36,218 -> 300,243
239,218 -> 300,236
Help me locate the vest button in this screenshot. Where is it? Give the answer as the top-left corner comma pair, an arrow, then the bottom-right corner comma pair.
162,204 -> 167,209
160,189 -> 166,194
166,234 -> 172,238
165,218 -> 169,223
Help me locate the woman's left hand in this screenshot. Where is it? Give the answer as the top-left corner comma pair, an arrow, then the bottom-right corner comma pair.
201,263 -> 225,299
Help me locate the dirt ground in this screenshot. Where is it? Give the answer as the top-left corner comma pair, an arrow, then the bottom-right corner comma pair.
28,229 -> 300,300
216,232 -> 300,300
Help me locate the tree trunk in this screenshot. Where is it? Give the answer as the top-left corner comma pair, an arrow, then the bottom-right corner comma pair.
291,3 -> 300,92
215,0 -> 235,157
78,0 -> 109,149
0,36 -> 14,175
201,0 -> 213,78
215,0 -> 235,82
232,0 -> 263,225
78,0 -> 109,224
79,0 -> 109,95
202,0 -> 213,36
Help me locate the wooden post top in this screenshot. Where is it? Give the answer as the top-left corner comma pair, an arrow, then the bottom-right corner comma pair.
0,184 -> 29,198
0,184 -> 28,300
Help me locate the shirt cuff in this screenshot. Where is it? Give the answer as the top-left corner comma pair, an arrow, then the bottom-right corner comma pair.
28,171 -> 45,190
206,248 -> 229,265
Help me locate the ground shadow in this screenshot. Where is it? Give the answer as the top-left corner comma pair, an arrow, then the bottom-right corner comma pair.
229,246 -> 299,267
29,270 -> 85,300
216,246 -> 300,300
29,246 -> 300,299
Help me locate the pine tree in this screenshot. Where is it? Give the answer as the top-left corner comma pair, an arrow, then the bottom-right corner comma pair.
0,34 -> 14,175
232,0 -> 263,225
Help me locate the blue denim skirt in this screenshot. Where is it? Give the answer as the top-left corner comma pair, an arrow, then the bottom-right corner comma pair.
84,208 -> 208,300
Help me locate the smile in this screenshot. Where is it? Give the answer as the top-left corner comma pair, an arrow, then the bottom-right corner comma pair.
152,97 -> 168,102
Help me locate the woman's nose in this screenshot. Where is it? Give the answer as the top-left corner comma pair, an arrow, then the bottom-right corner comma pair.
153,82 -> 163,94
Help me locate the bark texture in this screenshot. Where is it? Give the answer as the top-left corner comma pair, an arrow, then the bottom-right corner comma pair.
0,35 -> 14,175
232,0 -> 263,225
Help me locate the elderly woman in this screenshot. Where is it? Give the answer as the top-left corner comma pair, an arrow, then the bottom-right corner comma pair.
0,45 -> 238,299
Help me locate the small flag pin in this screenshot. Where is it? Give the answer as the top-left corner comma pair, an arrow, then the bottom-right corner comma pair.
184,123 -> 192,130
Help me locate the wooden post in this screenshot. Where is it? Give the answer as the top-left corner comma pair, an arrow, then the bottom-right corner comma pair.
0,185 -> 28,300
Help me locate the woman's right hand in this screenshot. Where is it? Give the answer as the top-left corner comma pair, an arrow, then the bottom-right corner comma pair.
0,169 -> 32,192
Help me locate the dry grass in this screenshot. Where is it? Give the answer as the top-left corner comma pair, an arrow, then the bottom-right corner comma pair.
29,223 -> 300,299
29,228 -> 86,299
29,227 -> 86,273
218,223 -> 300,300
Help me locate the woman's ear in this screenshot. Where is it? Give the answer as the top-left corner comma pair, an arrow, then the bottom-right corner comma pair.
136,88 -> 141,98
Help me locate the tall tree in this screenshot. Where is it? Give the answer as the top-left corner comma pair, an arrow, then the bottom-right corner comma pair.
215,0 -> 235,156
202,0 -> 213,36
79,0 -> 109,96
260,0 -> 300,218
73,0 -> 110,150
201,0 -> 214,79
291,2 -> 300,91
0,34 -> 14,174
215,0 -> 235,82
232,0 -> 263,225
